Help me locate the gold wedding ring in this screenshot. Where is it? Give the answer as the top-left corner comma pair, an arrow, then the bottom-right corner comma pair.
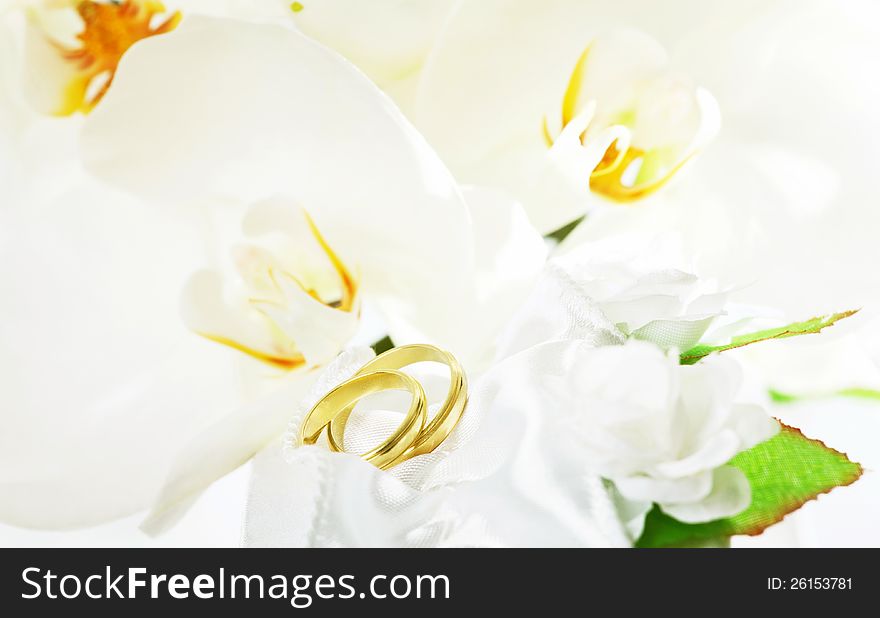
300,370 -> 427,470
299,344 -> 468,470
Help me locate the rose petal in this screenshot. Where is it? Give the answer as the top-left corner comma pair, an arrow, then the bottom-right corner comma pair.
660,466 -> 750,523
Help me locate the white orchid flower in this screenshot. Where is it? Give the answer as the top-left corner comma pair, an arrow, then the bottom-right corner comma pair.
1,0 -> 292,116
416,14 -> 720,233
0,1 -> 293,209
144,185 -> 543,534
0,16 -> 546,532
77,15 -> 547,365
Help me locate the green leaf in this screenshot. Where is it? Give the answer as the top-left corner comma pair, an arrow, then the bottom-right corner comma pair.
370,335 -> 395,355
769,386 -> 880,405
680,310 -> 858,365
839,387 -> 880,401
768,389 -> 801,404
545,216 -> 585,243
636,424 -> 863,548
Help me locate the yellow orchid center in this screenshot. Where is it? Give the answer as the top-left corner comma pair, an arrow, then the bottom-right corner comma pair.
186,210 -> 360,372
543,45 -> 699,203
52,1 -> 181,115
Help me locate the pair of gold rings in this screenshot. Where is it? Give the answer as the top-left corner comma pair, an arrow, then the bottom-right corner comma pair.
299,344 -> 468,470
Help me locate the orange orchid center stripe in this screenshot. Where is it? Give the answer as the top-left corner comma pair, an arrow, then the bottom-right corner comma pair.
194,212 -> 359,370
302,211 -> 358,313
55,0 -> 181,115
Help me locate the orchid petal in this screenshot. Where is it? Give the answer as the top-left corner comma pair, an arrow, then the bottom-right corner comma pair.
21,9 -> 83,116
0,181 -> 254,528
425,186 -> 548,369
252,278 -> 359,367
180,269 -> 281,362
142,371 -> 313,535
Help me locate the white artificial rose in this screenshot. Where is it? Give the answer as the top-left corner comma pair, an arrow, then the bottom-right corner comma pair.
553,235 -> 727,351
497,233 -> 728,357
554,339 -> 778,527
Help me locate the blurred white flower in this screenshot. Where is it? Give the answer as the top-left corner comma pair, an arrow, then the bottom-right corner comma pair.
553,340 -> 778,528
288,0 -> 457,114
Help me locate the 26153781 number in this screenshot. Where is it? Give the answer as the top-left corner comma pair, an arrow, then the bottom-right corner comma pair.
768,578 -> 852,590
